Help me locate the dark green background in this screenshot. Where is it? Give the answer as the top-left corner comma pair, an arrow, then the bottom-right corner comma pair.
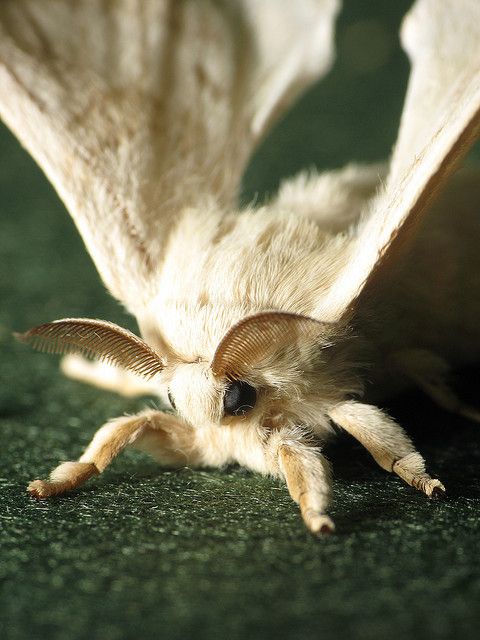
1,2 -> 479,639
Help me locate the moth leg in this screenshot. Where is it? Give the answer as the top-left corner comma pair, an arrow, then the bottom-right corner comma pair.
61,354 -> 160,398
329,401 -> 445,498
27,410 -> 199,499
272,433 -> 334,535
392,349 -> 480,423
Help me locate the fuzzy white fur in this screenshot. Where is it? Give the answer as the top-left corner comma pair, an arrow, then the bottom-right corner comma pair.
1,0 -> 479,534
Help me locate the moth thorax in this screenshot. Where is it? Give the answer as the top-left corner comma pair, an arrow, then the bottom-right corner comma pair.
169,362 -> 224,425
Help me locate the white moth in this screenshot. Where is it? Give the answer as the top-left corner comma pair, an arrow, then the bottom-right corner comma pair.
1,0 -> 479,535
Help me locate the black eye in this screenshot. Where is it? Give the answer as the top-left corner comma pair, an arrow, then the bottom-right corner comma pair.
167,390 -> 176,411
223,380 -> 257,416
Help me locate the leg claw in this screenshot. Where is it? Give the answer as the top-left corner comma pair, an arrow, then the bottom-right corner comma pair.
429,482 -> 446,500
306,512 -> 336,536
27,479 -> 60,499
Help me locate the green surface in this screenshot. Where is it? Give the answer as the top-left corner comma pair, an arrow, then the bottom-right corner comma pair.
1,2 -> 480,639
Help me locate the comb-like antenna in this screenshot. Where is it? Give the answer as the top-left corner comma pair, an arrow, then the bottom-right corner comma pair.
15,318 -> 164,380
211,311 -> 331,380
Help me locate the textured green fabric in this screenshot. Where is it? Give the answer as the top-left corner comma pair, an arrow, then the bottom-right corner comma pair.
1,2 -> 480,639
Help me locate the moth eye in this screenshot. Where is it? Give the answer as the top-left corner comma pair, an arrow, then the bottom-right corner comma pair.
223,380 -> 257,416
167,390 -> 176,411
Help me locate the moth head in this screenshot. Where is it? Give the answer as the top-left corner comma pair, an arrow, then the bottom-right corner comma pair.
16,312 -> 360,431
15,316 -> 262,426
167,311 -> 360,430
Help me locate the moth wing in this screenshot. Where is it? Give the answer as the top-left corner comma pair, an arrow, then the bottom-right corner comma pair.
0,0 -> 339,311
316,0 -> 480,320
388,0 -> 480,185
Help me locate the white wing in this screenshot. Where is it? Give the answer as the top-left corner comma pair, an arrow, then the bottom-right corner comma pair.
389,0 -> 480,184
316,0 -> 480,320
0,0 -> 339,311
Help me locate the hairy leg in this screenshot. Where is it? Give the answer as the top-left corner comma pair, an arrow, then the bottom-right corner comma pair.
266,429 -> 334,535
61,354 -> 161,398
329,401 -> 445,498
28,410 -> 201,498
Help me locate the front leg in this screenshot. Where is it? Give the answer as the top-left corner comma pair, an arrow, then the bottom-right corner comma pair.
266,431 -> 334,535
329,401 -> 445,498
28,410 -> 201,498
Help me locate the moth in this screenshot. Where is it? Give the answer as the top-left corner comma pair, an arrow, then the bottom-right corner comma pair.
1,0 -> 479,535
